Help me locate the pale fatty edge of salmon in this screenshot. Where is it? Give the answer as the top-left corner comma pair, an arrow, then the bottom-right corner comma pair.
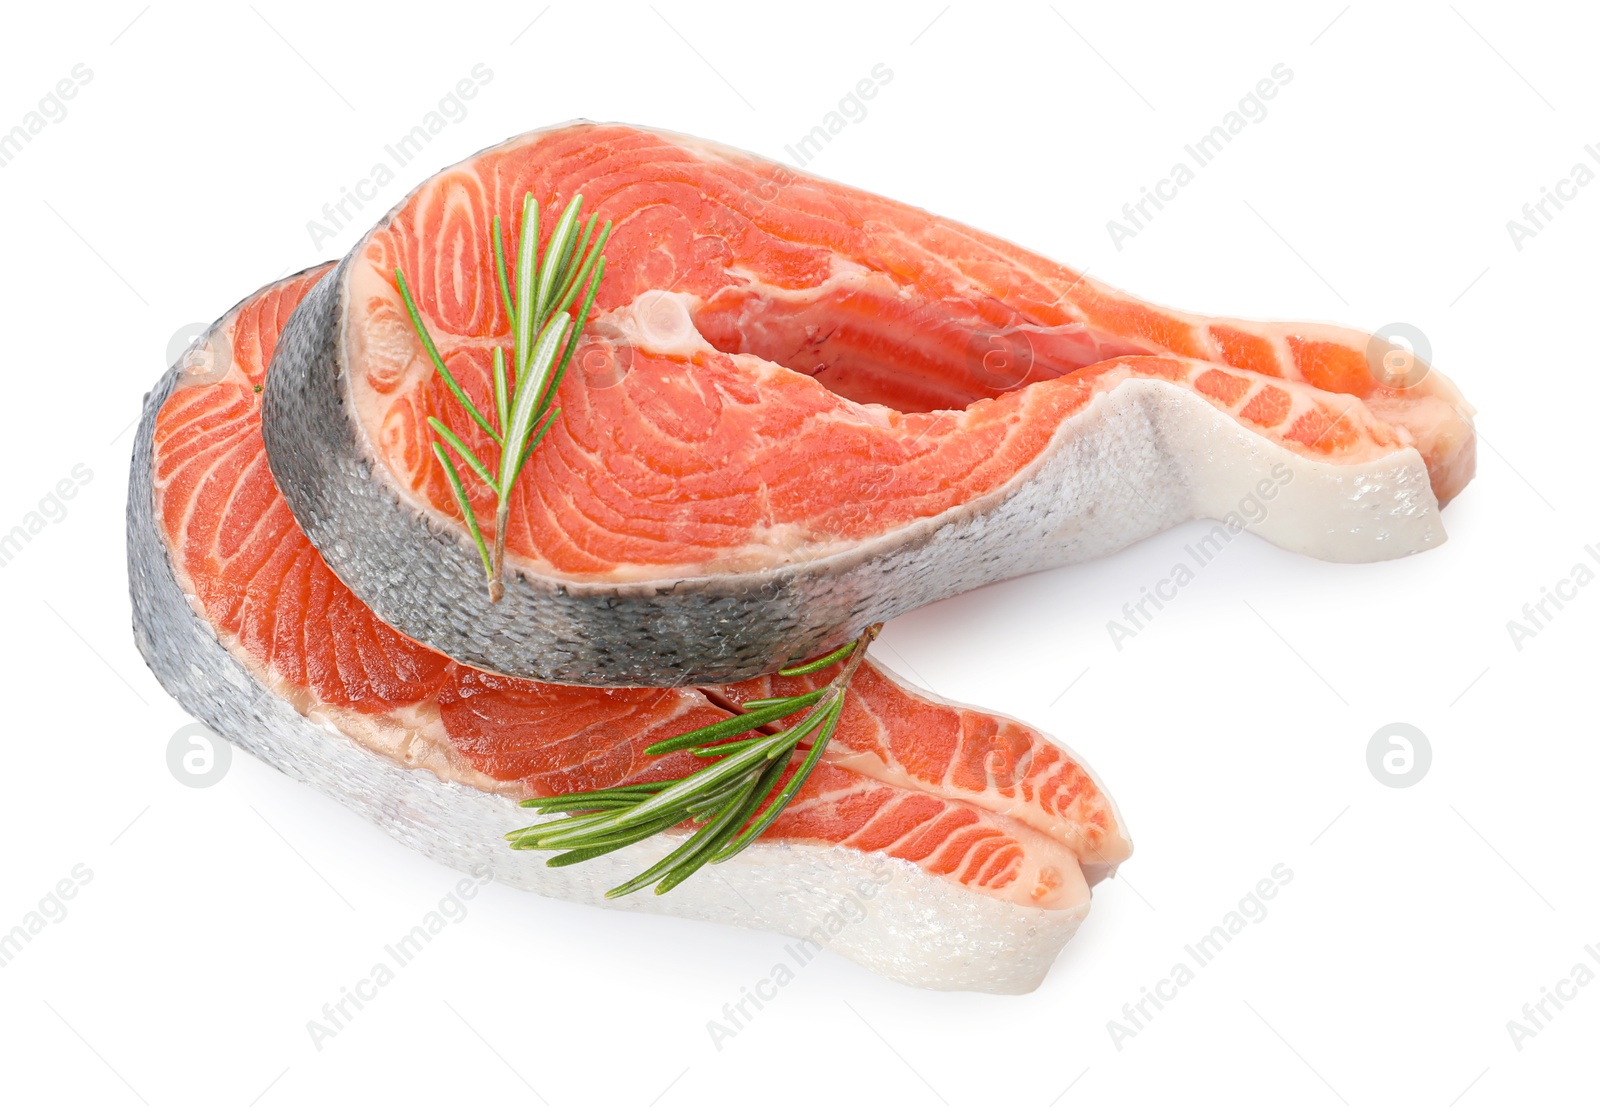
839,656 -> 1135,885
132,310 -> 1100,995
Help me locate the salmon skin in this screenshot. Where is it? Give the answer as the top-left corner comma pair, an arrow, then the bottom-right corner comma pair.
264,122 -> 1476,686
130,270 -> 1130,993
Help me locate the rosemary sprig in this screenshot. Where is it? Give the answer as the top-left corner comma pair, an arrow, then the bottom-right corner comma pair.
396,192 -> 611,602
506,625 -> 882,897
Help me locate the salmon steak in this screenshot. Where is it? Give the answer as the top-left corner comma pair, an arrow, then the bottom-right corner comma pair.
264,122 -> 1477,686
129,269 -> 1131,993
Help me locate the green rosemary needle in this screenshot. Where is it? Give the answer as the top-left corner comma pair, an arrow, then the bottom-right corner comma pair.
506,625 -> 882,897
396,192 -> 611,602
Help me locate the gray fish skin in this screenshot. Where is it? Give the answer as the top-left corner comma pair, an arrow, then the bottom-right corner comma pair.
264,252 -> 1444,686
128,302 -> 1095,995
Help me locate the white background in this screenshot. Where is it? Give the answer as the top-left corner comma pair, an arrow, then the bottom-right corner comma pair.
1,2 -> 1594,1108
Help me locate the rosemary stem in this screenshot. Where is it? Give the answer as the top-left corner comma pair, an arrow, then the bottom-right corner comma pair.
642,692 -> 821,756
489,498 -> 510,602
401,191 -> 607,606
708,632 -> 876,863
505,624 -> 883,896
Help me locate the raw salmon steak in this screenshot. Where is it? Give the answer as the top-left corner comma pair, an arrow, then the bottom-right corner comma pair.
264,122 -> 1476,685
130,270 -> 1131,993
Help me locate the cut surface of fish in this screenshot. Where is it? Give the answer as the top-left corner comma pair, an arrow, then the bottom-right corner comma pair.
131,269 -> 1130,993
264,122 -> 1475,684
